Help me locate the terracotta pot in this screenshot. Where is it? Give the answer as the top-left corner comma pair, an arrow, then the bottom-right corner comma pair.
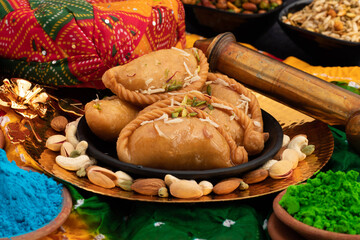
273,189 -> 360,240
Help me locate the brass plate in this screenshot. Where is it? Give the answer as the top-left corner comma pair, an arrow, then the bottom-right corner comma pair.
26,92 -> 334,203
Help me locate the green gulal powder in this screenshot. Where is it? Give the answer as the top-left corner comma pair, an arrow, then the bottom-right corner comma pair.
279,170 -> 360,234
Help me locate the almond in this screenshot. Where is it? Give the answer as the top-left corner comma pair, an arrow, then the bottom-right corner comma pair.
213,178 -> 242,195
131,178 -> 166,196
242,169 -> 269,184
86,166 -> 117,188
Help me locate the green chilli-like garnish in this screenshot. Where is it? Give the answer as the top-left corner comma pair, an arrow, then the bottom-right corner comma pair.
207,85 -> 212,96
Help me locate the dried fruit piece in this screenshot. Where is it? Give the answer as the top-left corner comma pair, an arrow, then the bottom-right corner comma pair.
213,178 -> 242,195
51,116 -> 68,132
45,135 -> 67,151
86,166 -> 117,188
242,169 -> 269,184
131,178 -> 166,196
269,160 -> 293,179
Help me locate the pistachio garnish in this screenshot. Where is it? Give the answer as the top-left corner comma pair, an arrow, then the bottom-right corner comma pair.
93,102 -> 101,110
206,84 -> 212,96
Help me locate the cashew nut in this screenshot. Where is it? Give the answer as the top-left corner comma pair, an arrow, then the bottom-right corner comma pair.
164,174 -> 180,187
199,180 -> 213,195
282,134 -> 290,147
169,179 -> 203,199
287,134 -> 308,161
55,155 -> 92,171
261,159 -> 278,170
65,123 -> 79,147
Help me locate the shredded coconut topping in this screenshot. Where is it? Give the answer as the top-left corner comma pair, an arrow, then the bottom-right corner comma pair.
139,86 -> 166,95
253,120 -> 261,128
145,78 -> 153,86
214,78 -> 230,87
240,94 -> 251,102
184,62 -> 192,77
171,47 -> 191,56
154,123 -> 167,137
236,100 -> 249,116
229,112 -> 239,121
199,117 -> 219,128
168,90 -> 203,95
211,103 -> 233,111
165,118 -> 184,124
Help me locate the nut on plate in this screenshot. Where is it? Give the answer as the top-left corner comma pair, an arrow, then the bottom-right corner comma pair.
213,178 -> 242,195
269,160 -> 293,179
131,178 -> 166,196
169,180 -> 203,199
46,135 -> 67,151
51,116 -> 68,132
242,168 -> 269,184
86,166 -> 117,189
60,142 -> 75,157
199,180 -> 213,195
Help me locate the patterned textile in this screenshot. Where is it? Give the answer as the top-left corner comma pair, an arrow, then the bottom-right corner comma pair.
0,0 -> 186,88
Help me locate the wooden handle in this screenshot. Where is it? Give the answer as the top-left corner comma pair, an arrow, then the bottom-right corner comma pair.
194,32 -> 360,153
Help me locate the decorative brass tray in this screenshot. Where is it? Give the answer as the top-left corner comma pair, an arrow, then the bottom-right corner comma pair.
25,91 -> 334,203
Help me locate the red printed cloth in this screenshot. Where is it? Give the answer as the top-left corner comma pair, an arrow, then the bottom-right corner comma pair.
0,0 -> 186,88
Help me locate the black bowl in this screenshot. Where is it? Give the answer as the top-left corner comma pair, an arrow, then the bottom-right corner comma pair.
77,110 -> 283,180
278,0 -> 360,65
184,2 -> 286,42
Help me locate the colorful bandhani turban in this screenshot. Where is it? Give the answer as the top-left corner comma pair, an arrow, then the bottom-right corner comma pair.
0,0 -> 186,88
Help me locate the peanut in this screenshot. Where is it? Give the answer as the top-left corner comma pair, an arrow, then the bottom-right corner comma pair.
242,2 -> 257,11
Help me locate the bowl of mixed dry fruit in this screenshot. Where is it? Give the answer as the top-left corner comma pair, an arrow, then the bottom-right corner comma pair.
183,0 -> 285,41
278,0 -> 360,62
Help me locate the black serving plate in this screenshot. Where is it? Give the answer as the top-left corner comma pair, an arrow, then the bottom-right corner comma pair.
77,110 -> 283,180
184,2 -> 286,42
278,0 -> 360,65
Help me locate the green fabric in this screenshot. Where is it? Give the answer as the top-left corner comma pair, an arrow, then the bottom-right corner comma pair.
325,126 -> 360,172
119,203 -> 264,240
67,126 -> 359,240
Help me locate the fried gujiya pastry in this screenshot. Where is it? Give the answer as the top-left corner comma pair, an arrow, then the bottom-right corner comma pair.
140,91 -> 267,155
117,106 -> 248,170
84,96 -> 139,142
102,47 -> 209,106
204,72 -> 264,133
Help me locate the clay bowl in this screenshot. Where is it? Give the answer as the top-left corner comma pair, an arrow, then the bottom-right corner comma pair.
273,188 -> 360,240
0,167 -> 72,240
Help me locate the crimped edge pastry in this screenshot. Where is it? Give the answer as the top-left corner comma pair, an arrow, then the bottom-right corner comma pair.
207,72 -> 264,133
117,105 -> 248,168
139,91 -> 267,156
102,48 -> 209,106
